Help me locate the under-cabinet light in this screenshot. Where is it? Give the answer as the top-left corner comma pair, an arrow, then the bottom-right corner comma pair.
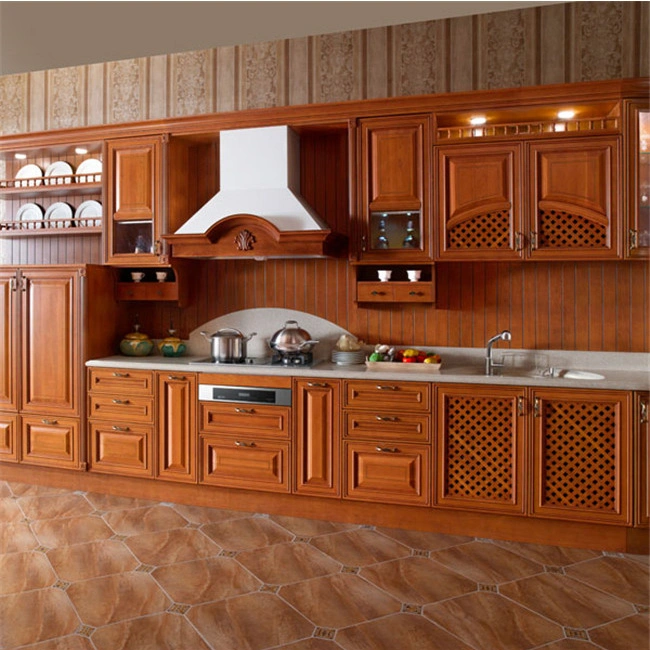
75,147 -> 88,155
557,109 -> 576,120
469,116 -> 487,125
14,153 -> 27,160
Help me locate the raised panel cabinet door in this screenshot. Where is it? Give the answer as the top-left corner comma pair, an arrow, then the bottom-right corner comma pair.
436,143 -> 523,260
635,391 -> 649,527
88,421 -> 153,477
21,415 -> 79,469
344,441 -> 430,506
157,372 -> 197,483
20,269 -> 78,415
89,368 -> 154,396
293,379 -> 340,497
0,412 -> 19,462
531,388 -> 631,524
0,271 -> 18,411
435,385 -> 526,514
344,380 -> 430,412
528,137 -> 620,259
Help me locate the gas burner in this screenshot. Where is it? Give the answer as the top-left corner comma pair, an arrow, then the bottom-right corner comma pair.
272,351 -> 314,367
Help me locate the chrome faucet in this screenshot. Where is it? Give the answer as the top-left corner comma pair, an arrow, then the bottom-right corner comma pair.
485,330 -> 512,375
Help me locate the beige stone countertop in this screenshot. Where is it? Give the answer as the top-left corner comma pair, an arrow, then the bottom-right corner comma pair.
87,355 -> 650,391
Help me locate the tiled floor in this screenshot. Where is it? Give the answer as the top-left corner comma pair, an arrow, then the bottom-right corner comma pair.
0,480 -> 648,650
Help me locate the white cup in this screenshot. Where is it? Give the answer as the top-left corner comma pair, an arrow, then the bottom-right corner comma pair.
377,270 -> 392,282
155,271 -> 167,283
131,272 -> 145,283
407,270 -> 421,282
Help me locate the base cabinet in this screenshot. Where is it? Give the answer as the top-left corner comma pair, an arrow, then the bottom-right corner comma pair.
22,415 -> 79,469
0,412 -> 18,462
89,421 -> 153,477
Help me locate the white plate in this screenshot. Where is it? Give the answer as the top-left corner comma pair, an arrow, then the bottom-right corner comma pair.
74,200 -> 102,227
75,158 -> 102,183
44,161 -> 74,185
16,202 -> 44,229
44,202 -> 74,228
15,164 -> 43,188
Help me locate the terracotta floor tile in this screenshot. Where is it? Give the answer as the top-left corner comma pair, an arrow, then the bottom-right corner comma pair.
491,538 -> 601,566
153,555 -> 261,604
0,495 -> 29,522
0,588 -> 80,648
279,640 -> 340,650
335,612 -> 475,650
565,556 -> 650,606
0,550 -> 56,594
32,514 -> 114,547
376,526 -> 474,551
0,520 -> 38,553
523,639 -> 602,650
280,572 -> 400,628
237,541 -> 341,584
47,539 -> 138,582
84,491 -> 158,511
7,481 -> 70,497
90,612 -> 212,650
0,481 -> 11,497
270,514 -> 358,537
360,556 -> 476,604
309,528 -> 410,567
424,591 -> 563,650
429,540 -> 543,584
66,572 -> 170,627
102,504 -> 189,536
125,527 -> 220,565
18,493 -> 94,521
499,572 -> 635,628
13,635 -> 96,649
188,592 -> 314,650
588,613 -> 650,650
201,515 -> 294,551
170,502 -> 250,524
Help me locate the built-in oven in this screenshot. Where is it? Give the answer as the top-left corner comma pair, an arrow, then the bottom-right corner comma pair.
198,383 -> 292,406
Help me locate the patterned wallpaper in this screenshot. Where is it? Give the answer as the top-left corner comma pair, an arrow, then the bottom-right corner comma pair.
0,1 -> 647,136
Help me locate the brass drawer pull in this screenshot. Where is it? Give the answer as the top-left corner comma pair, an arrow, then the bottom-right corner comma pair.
375,415 -> 399,422
235,407 -> 255,414
641,400 -> 648,424
112,372 -> 129,377
112,399 -> 130,405
307,382 -> 328,387
370,290 -> 386,296
533,397 -> 541,417
376,446 -> 399,453
517,396 -> 525,416
41,418 -> 58,425
112,425 -> 131,432
168,375 -> 185,381
235,441 -> 256,447
376,385 -> 398,391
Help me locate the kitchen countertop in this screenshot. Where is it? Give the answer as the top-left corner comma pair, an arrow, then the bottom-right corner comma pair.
87,353 -> 650,391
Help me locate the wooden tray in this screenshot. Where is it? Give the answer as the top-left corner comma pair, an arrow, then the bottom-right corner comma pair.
365,360 -> 441,372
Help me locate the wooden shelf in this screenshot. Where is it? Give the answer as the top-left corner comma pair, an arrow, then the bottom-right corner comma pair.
116,281 -> 179,302
356,280 -> 435,303
0,179 -> 102,200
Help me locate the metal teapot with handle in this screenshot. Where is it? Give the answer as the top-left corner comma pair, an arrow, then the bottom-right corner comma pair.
200,328 -> 256,363
269,320 -> 319,354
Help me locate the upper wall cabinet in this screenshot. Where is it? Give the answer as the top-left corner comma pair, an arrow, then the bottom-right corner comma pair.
356,115 -> 432,263
626,100 -> 650,259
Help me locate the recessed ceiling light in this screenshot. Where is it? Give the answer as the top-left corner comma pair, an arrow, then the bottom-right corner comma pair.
557,110 -> 576,120
470,116 -> 487,126
75,147 -> 88,155
14,153 -> 27,160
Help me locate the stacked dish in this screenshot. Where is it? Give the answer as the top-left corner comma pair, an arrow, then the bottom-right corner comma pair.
331,349 -> 365,365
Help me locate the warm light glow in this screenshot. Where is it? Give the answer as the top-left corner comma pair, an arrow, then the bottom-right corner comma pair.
557,109 -> 575,120
470,116 -> 487,126
14,153 -> 27,160
75,147 -> 88,155
472,128 -> 484,137
553,123 -> 566,132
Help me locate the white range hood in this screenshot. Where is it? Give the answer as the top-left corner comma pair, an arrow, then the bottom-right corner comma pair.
175,125 -> 330,235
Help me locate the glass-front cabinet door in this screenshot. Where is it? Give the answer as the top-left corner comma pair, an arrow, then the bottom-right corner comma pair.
628,102 -> 650,258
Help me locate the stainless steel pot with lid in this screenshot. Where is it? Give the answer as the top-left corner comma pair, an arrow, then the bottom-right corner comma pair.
200,328 -> 256,363
269,320 -> 319,354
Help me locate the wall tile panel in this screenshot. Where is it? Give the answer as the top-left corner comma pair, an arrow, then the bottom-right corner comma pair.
47,66 -> 85,130
107,58 -> 147,124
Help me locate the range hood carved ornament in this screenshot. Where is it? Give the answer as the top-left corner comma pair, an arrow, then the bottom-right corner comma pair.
235,229 -> 256,251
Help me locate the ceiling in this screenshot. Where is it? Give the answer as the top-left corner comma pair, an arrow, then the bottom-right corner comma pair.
0,1 -> 561,76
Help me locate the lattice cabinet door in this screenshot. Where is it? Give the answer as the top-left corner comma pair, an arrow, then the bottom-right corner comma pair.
531,388 -> 631,524
435,385 -> 526,514
527,137 -> 620,260
436,143 -> 523,260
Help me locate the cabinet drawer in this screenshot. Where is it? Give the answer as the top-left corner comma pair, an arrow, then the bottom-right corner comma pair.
344,441 -> 430,506
200,403 -> 290,439
344,411 -> 430,442
21,415 -> 79,469
89,395 -> 154,423
357,281 -> 434,303
0,412 -> 19,462
89,368 -> 154,396
345,380 -> 430,411
89,421 -> 153,477
200,435 -> 290,493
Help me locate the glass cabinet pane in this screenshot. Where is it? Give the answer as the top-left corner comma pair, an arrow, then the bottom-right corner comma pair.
113,221 -> 154,256
369,211 -> 422,251
638,109 -> 650,248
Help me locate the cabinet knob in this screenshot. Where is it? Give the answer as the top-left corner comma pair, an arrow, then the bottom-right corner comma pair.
408,291 -> 422,296
371,290 -> 386,296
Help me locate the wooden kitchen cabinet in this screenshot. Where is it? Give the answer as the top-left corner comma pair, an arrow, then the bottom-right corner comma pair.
531,387 -> 631,524
528,137 -> 620,259
626,100 -> 650,258
436,143 -> 523,260
293,378 -> 341,497
634,391 -> 649,527
435,384 -> 526,514
0,413 -> 18,462
0,270 -> 18,411
157,371 -> 197,483
356,115 -> 432,263
21,415 -> 80,469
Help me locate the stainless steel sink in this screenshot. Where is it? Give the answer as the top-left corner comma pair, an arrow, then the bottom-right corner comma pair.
441,365 -> 605,380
